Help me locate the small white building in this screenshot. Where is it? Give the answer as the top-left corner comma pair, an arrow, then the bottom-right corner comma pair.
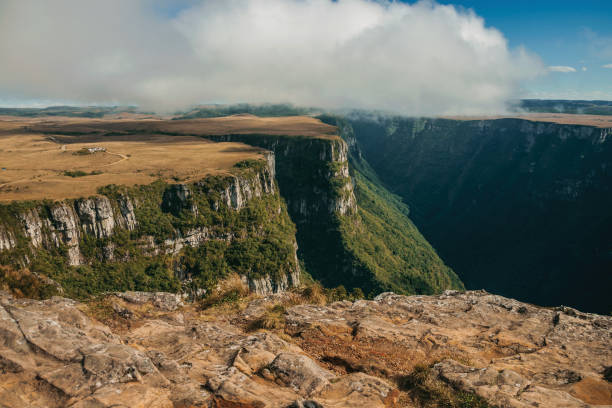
87,147 -> 106,153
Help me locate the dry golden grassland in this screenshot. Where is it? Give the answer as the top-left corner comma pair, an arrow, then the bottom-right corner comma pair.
0,114 -> 340,201
0,120 -> 269,201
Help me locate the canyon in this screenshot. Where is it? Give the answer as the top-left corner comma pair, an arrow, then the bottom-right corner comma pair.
0,110 -> 610,407
349,115 -> 612,314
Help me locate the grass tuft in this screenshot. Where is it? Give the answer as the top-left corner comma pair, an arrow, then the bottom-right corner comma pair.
248,304 -> 286,331
398,364 -> 491,408
199,273 -> 250,310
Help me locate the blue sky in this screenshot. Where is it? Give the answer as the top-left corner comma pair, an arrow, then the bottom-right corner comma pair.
435,0 -> 612,99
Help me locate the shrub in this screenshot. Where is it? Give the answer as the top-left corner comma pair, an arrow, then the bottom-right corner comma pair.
248,304 -> 286,331
399,364 -> 491,408
72,148 -> 93,156
199,273 -> 250,309
63,170 -> 102,177
0,266 -> 60,299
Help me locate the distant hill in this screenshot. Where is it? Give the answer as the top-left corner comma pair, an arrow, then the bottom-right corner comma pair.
0,106 -> 141,118
177,103 -> 321,119
515,99 -> 612,115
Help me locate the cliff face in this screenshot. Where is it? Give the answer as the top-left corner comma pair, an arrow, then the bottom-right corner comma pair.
202,131 -> 463,295
202,135 -> 356,219
12,195 -> 137,266
351,116 -> 612,313
1,118 -> 462,299
0,156 -> 300,297
201,134 -> 362,289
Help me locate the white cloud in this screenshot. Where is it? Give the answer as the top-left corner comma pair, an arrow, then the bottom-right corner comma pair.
603,64 -> 612,69
0,0 -> 545,115
581,66 -> 587,71
548,66 -> 577,73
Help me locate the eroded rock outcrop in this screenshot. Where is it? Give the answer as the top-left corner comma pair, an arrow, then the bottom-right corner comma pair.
285,290 -> 612,407
0,289 -> 609,407
6,196 -> 138,266
0,291 -> 396,408
0,226 -> 14,251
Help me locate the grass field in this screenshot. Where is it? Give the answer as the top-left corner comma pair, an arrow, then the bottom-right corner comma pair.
0,125 -> 268,202
0,114 -> 339,202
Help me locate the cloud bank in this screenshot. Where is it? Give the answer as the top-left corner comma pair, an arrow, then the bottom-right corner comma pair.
0,0 -> 544,115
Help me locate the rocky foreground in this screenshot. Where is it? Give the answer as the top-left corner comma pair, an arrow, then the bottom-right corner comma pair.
0,290 -> 610,407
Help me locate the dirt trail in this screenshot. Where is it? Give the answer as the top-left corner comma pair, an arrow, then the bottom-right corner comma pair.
101,151 -> 129,167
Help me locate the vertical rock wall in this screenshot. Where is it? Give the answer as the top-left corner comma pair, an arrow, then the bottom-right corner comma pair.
0,155 -> 299,295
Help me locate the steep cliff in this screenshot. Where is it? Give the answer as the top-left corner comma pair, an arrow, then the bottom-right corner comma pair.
330,117 -> 463,294
0,157 -> 300,298
198,134 -> 363,288
202,131 -> 462,295
350,116 -> 612,313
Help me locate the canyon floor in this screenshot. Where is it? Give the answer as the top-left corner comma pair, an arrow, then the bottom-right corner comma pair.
0,287 -> 610,408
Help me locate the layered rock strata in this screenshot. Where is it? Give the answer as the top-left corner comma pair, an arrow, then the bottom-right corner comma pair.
0,289 -> 609,407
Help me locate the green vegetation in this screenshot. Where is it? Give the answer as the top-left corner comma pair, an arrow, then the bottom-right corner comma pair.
0,106 -> 139,118
177,103 -> 319,119
338,162 -> 463,294
321,116 -> 463,295
0,159 -> 299,300
0,266 -> 60,299
400,364 -> 492,408
63,170 -> 102,177
36,255 -> 181,300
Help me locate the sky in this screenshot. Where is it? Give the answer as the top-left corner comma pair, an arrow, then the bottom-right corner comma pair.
436,0 -> 612,101
0,0 -> 611,114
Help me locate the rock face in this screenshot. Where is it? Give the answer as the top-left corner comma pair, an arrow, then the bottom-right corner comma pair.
0,289 -> 609,407
9,196 -> 138,266
200,134 -> 362,290
0,226 -> 14,251
0,291 -> 397,408
285,290 -> 612,407
217,156 -> 276,211
76,196 -> 120,239
246,268 -> 301,295
0,157 -> 300,296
